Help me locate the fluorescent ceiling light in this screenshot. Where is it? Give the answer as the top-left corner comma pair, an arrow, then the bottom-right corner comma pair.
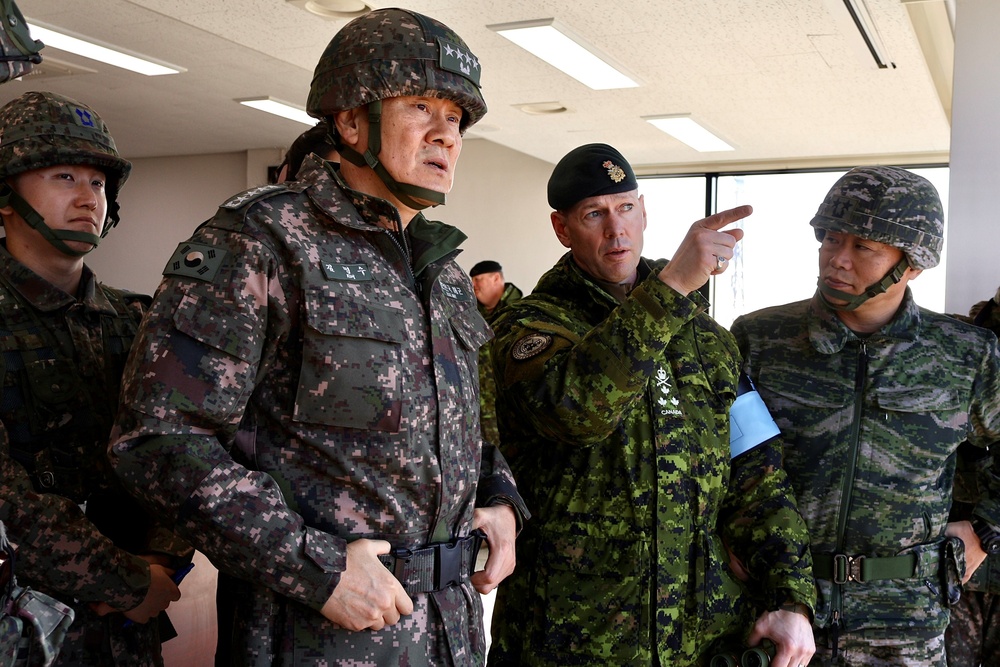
488,19 -> 639,90
644,116 -> 735,152
841,0 -> 895,69
26,21 -> 184,76
237,97 -> 316,126
819,0 -> 895,69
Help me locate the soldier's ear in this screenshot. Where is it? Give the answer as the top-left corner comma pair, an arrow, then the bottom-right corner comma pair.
333,107 -> 364,152
551,211 -> 572,249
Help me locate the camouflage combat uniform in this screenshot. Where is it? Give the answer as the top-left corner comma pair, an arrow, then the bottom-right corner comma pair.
476,282 -> 522,445
732,289 -> 1000,667
946,289 -> 1000,667
0,245 -> 191,666
488,254 -> 815,666
111,157 -> 526,667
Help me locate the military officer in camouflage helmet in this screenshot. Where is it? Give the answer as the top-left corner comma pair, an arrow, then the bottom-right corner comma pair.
110,8 -> 527,666
731,166 -> 1000,666
0,91 -> 190,666
488,143 -> 816,666
945,285 -> 1000,667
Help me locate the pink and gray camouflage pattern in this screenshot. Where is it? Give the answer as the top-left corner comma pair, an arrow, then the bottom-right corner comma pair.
111,156 -> 525,666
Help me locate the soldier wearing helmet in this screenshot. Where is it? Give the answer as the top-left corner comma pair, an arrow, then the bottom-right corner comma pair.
0,91 -> 192,666
732,166 -> 1000,667
110,8 -> 526,666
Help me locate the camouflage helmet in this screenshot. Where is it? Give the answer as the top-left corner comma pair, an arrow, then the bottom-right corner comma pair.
0,91 -> 131,190
306,8 -> 487,131
0,92 -> 130,253
809,166 -> 943,270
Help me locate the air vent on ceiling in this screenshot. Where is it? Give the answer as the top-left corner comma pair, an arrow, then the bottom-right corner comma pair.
285,0 -> 370,20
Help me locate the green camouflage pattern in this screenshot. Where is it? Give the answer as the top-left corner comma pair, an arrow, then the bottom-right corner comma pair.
945,287 -> 1000,667
476,282 -> 522,445
0,91 -> 130,237
809,166 -> 943,270
0,247 -> 192,666
487,254 -> 814,666
813,626 -> 946,666
0,92 -> 130,211
945,569 -> 1000,667
110,155 -> 526,666
732,289 -> 1000,666
307,8 -> 486,130
4,584 -> 76,667
0,0 -> 42,85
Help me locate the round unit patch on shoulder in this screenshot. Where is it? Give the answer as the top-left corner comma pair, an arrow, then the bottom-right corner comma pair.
512,333 -> 553,361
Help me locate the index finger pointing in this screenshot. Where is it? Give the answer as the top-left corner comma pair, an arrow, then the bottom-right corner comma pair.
699,205 -> 753,231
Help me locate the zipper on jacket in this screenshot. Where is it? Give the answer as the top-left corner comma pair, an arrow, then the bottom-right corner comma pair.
380,223 -> 419,296
830,339 -> 868,659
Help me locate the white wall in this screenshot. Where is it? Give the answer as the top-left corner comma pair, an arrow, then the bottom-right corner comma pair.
86,140 -> 558,299
88,152 -> 249,296
439,138 -> 562,295
946,0 -> 1000,315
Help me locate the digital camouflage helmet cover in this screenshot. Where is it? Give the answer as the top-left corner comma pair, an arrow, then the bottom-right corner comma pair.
0,91 -> 131,256
810,165 -> 943,310
307,7 -> 486,209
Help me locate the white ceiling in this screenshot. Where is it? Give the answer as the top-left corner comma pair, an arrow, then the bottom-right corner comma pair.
3,0 -> 954,172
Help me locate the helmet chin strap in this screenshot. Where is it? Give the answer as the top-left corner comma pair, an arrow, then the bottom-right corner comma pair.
817,257 -> 909,312
0,184 -> 99,257
337,100 -> 447,211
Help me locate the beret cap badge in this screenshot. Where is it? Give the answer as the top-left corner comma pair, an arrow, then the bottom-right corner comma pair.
547,143 -> 637,211
603,160 -> 626,183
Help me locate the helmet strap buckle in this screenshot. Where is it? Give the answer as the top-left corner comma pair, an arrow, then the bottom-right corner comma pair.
5,187 -> 97,257
817,256 -> 910,312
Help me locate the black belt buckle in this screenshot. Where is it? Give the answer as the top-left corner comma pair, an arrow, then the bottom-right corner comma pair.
435,540 -> 464,590
378,529 -> 486,594
432,529 -> 485,591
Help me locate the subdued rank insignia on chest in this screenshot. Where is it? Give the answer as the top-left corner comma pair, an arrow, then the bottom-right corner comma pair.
512,333 -> 553,360
441,283 -> 471,301
221,184 -> 284,210
322,262 -> 371,281
163,242 -> 227,282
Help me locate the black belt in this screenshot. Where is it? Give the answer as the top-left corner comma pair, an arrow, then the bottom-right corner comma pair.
378,531 -> 484,595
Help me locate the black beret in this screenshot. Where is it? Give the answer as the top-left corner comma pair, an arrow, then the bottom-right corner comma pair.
547,143 -> 638,211
470,260 -> 502,276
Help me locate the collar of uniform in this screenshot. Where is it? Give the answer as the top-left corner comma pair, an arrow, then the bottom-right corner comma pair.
292,159 -> 469,278
407,214 -> 467,276
0,243 -> 110,313
543,253 -> 638,309
321,160 -> 406,233
295,156 -> 404,234
807,287 -> 920,354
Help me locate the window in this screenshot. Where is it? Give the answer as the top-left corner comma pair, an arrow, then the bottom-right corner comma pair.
639,167 -> 949,329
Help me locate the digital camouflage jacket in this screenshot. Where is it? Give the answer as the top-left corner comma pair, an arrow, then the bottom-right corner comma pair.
951,289 -> 1000,595
111,157 -> 526,667
732,290 -> 1000,638
476,282 -> 522,445
488,254 -> 814,666
0,247 -> 191,667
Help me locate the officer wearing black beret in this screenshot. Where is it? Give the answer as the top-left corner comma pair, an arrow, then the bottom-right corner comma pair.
488,143 -> 816,666
547,142 -> 638,212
